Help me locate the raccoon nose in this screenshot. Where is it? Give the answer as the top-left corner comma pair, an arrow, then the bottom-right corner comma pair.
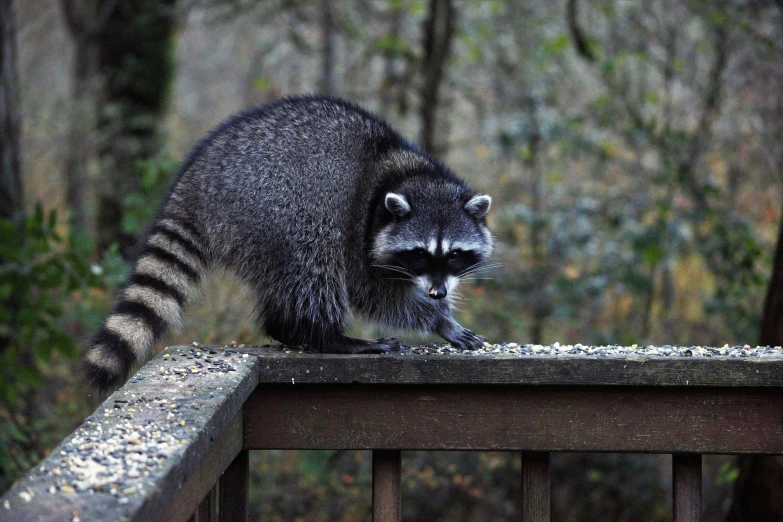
428,284 -> 447,300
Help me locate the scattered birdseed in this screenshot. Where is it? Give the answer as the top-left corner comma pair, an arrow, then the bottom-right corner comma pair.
0,345 -> 256,518
398,343 -> 783,359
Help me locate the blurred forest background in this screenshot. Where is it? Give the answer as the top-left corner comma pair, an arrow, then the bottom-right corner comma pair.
3,0 -> 783,519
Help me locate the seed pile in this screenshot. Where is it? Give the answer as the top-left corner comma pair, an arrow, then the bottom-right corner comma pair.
150,345 -> 239,383
401,342 -> 783,358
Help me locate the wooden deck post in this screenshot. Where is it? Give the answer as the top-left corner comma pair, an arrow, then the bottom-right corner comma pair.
522,451 -> 550,522
372,450 -> 402,522
673,453 -> 702,522
219,450 -> 249,522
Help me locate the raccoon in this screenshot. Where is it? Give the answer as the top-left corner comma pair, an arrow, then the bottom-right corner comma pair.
85,96 -> 494,389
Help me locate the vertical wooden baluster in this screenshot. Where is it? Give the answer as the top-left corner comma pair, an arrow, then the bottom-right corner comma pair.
372,450 -> 401,522
522,451 -> 550,522
196,485 -> 217,522
673,453 -> 702,522
219,450 -> 249,522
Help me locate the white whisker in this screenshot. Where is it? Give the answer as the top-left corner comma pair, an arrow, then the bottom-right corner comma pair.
372,264 -> 416,278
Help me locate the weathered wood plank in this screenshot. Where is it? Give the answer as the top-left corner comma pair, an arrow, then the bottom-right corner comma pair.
372,450 -> 401,522
156,413 -> 242,522
239,345 -> 783,387
244,384 -> 783,453
673,454 -> 702,522
218,450 -> 249,522
0,347 -> 258,522
522,452 -> 550,522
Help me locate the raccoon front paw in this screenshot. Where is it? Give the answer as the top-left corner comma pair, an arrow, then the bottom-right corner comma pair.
444,328 -> 486,350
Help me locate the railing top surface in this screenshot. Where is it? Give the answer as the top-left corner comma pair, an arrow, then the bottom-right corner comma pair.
242,343 -> 783,387
1,346 -> 259,522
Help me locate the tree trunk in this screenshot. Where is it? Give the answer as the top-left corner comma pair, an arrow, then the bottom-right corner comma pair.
419,0 -> 455,154
95,0 -> 175,256
0,0 -> 23,357
64,42 -> 99,234
379,5 -> 402,117
0,0 -> 22,222
726,203 -> 783,522
319,0 -> 335,96
60,0 -> 106,235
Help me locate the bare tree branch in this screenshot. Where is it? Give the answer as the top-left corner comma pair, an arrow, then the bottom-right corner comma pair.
566,0 -> 596,62
676,23 -> 729,209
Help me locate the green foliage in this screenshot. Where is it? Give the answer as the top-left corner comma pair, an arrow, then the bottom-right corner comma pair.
0,204 -> 127,492
701,214 -> 767,342
542,34 -> 569,56
715,460 -> 740,486
0,205 -> 91,399
249,451 -> 521,521
250,450 -> 371,522
552,454 -> 670,522
121,155 -> 179,237
373,34 -> 412,55
248,451 -> 674,521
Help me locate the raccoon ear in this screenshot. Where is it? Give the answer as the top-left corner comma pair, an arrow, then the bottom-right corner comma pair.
385,193 -> 411,217
464,194 -> 492,219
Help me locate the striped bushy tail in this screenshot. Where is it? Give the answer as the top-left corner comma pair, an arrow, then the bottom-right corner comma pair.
85,216 -> 209,389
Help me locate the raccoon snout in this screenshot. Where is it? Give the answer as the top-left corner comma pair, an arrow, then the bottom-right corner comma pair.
428,284 -> 448,300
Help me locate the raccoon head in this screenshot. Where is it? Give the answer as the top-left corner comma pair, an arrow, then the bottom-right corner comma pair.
371,183 -> 493,301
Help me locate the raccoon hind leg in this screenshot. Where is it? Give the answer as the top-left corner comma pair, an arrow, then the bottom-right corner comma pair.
260,304 -> 399,354
253,265 -> 399,353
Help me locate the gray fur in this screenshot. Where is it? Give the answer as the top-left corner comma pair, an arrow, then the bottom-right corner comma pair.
85,96 -> 494,389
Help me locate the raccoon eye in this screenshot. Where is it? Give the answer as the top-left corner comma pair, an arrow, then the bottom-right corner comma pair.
448,250 -> 460,260
415,249 -> 428,259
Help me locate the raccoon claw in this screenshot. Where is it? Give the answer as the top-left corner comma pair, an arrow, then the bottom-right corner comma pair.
445,329 -> 486,351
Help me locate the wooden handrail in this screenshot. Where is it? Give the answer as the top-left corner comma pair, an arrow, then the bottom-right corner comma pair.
0,346 -> 259,522
1,344 -> 782,521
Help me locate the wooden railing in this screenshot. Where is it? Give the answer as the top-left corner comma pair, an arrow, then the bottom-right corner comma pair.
1,344 -> 782,521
